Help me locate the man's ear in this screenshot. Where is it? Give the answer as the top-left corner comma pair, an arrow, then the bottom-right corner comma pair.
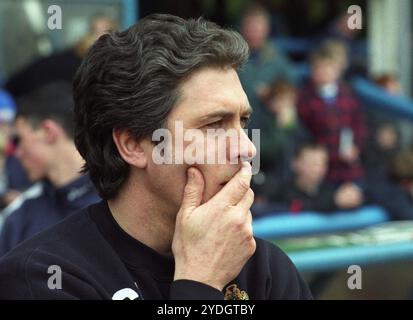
112,129 -> 148,169
41,119 -> 64,144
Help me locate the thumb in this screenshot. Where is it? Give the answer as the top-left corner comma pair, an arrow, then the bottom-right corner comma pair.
179,167 -> 205,213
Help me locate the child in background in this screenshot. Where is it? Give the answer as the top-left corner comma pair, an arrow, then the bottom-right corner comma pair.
267,143 -> 364,213
297,42 -> 367,185
258,80 -> 309,180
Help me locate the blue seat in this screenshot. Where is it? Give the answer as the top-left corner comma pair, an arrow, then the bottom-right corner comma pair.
288,240 -> 413,273
275,37 -> 312,55
253,206 -> 389,239
351,76 -> 413,120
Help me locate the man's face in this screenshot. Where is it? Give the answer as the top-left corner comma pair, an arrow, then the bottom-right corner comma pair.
293,149 -> 328,187
144,67 -> 256,214
240,14 -> 270,50
14,117 -> 51,181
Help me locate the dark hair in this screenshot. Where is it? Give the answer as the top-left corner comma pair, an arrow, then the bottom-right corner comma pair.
73,14 -> 249,199
241,3 -> 270,22
294,142 -> 327,159
309,44 -> 338,65
391,150 -> 413,182
262,80 -> 296,104
16,82 -> 74,138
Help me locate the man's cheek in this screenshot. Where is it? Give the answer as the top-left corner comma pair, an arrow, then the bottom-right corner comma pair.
188,164 -> 212,203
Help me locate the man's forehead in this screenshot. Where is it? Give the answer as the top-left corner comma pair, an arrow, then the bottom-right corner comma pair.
171,68 -> 251,121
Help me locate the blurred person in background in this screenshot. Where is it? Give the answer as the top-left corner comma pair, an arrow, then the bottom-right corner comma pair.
362,74 -> 403,181
252,80 -> 309,201
362,121 -> 400,182
0,89 -> 30,209
256,143 -> 363,215
362,150 -> 413,221
322,40 -> 349,77
314,11 -> 366,76
374,74 -> 402,95
0,89 -> 18,207
238,4 -> 297,132
0,82 -> 99,256
5,14 -> 116,98
297,42 -> 367,186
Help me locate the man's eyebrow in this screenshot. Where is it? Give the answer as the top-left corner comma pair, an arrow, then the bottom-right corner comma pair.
198,105 -> 253,122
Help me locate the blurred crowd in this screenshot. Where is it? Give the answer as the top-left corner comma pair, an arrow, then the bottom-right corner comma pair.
238,4 -> 413,220
1,4 -> 413,257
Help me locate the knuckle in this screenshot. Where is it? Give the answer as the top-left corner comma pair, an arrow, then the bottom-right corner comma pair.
237,177 -> 250,192
243,227 -> 253,241
232,213 -> 246,230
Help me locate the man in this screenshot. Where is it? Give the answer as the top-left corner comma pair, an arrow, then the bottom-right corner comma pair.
0,88 -> 31,209
0,83 -> 100,256
0,14 -> 312,300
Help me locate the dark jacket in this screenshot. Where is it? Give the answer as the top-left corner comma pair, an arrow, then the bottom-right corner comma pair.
0,201 -> 312,300
0,175 -> 99,256
297,82 -> 367,183
269,179 -> 338,213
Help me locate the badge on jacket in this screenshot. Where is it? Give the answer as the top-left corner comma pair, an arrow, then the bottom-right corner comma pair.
224,284 -> 249,300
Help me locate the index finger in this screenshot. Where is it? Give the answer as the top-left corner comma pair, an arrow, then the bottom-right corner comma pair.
209,161 -> 252,207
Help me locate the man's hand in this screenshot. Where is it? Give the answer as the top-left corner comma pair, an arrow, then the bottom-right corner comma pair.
172,162 -> 256,291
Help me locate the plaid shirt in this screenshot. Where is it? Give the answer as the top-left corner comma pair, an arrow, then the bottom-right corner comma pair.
297,82 -> 367,183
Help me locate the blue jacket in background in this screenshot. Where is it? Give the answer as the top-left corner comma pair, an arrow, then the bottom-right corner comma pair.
0,174 -> 100,256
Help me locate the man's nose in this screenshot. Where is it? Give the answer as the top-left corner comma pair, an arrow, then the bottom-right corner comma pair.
230,128 -> 257,163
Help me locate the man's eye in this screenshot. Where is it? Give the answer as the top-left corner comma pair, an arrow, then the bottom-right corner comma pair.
241,117 -> 251,128
206,120 -> 223,129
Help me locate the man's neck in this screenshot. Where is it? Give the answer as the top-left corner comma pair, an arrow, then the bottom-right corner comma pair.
107,177 -> 176,256
47,142 -> 84,187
